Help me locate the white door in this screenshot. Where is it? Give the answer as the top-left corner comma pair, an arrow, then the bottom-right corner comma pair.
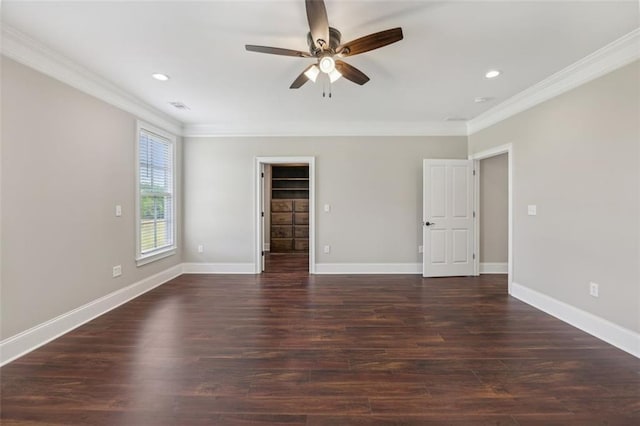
423,159 -> 475,277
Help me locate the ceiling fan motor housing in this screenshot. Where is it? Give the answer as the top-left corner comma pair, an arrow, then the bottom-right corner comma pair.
307,27 -> 342,55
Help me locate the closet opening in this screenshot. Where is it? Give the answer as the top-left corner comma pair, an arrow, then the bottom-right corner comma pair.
264,164 -> 309,273
255,157 -> 315,274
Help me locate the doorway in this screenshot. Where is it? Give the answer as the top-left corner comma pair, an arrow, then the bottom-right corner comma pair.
255,157 -> 316,274
478,153 -> 509,274
470,144 -> 513,291
265,164 -> 309,272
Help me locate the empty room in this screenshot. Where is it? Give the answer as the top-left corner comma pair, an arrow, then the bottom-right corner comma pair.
1,0 -> 639,424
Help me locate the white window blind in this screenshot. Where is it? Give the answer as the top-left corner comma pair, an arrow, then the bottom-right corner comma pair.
138,128 -> 174,257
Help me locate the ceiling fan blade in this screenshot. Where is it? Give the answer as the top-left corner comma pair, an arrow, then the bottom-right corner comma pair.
305,0 -> 330,50
335,60 -> 370,85
290,65 -> 315,89
245,45 -> 311,58
337,27 -> 403,57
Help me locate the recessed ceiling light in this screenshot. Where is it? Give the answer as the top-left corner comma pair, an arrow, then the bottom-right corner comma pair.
474,97 -> 494,103
485,70 -> 501,79
152,73 -> 170,81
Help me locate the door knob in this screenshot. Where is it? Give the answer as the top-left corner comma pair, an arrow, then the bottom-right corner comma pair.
425,221 -> 435,226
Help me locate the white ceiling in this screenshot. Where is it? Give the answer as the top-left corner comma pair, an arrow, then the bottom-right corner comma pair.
2,1 -> 639,134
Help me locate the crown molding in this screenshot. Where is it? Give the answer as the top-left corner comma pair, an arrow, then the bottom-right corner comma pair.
467,28 -> 640,135
3,23 -> 637,139
183,121 -> 468,138
1,25 -> 183,136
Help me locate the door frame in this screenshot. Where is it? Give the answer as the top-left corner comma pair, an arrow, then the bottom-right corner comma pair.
469,143 -> 513,293
254,156 -> 316,274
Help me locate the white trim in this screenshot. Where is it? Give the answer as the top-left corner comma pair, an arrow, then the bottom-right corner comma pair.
135,247 -> 176,267
511,282 -> 640,359
468,29 -> 640,135
473,160 -> 480,276
1,26 -> 182,136
315,263 -> 422,275
0,264 -> 183,367
264,243 -> 271,252
135,121 -> 178,267
480,262 -> 508,274
469,143 -> 513,161
469,143 -> 513,292
181,263 -> 256,274
184,121 -> 467,138
255,157 -> 316,274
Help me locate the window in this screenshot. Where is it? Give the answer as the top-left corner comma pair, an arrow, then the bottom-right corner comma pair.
136,122 -> 176,265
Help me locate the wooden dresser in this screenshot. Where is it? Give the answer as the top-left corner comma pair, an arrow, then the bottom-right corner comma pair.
270,165 -> 309,253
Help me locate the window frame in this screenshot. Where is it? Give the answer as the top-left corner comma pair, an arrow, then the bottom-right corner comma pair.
135,121 -> 177,266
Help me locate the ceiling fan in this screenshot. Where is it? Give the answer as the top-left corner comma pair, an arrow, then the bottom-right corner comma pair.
245,0 -> 403,89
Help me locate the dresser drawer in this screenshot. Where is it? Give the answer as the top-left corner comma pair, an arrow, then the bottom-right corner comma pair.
294,199 -> 309,212
294,213 -> 309,225
294,239 -> 309,251
272,213 -> 293,225
271,200 -> 293,212
271,226 -> 293,238
271,239 -> 293,252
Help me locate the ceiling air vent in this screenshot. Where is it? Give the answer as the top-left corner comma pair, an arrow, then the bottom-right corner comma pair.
169,101 -> 190,110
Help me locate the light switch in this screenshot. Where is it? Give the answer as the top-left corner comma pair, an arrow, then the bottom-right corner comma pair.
115,205 -> 122,217
527,205 -> 537,216
324,204 -> 331,213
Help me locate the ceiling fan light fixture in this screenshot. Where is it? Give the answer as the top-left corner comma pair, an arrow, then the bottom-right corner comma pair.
304,65 -> 320,82
328,68 -> 342,83
245,1 -> 403,89
319,56 -> 336,74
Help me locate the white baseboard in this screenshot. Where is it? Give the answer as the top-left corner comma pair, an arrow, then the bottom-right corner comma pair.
480,262 -> 508,274
315,263 -> 422,274
0,264 -> 183,367
181,262 -> 256,274
511,282 -> 640,359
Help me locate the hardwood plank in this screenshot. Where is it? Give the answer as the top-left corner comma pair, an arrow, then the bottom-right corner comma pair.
2,273 -> 639,424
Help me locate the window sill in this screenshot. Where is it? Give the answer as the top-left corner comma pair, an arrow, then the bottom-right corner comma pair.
136,247 -> 176,267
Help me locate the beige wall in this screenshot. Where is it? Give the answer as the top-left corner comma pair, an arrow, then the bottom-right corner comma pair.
469,61 -> 640,332
183,136 -> 467,264
1,58 -> 183,339
480,153 -> 508,263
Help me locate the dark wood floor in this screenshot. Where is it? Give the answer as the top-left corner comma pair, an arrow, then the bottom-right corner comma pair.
264,252 -> 309,274
1,272 -> 639,425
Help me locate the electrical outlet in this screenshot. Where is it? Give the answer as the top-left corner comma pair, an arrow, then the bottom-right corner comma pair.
589,282 -> 599,298
197,244 -> 204,253
323,245 -> 331,254
115,205 -> 122,217
112,265 -> 122,278
418,245 -> 423,253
